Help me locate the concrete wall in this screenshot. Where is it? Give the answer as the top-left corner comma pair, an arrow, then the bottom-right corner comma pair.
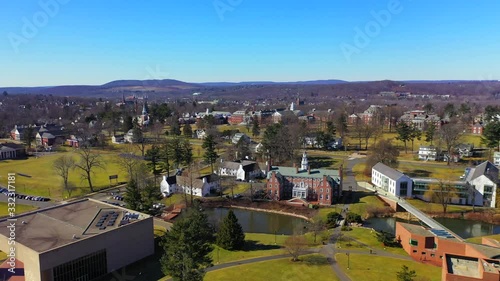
38,217 -> 154,281
0,235 -> 41,281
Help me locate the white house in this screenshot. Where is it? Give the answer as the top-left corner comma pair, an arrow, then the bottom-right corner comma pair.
161,173 -> 220,198
371,163 -> 413,197
112,134 -> 125,144
493,152 -> 500,166
195,129 -> 207,140
232,133 -> 250,145
160,175 -> 178,197
218,160 -> 262,181
466,161 -> 498,208
124,129 -> 135,143
418,145 -> 438,161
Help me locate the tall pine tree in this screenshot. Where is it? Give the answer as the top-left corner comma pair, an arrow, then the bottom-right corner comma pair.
160,202 -> 214,281
202,134 -> 218,173
124,179 -> 142,211
216,209 -> 245,250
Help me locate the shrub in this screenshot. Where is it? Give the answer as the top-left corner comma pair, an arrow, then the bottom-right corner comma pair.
326,211 -> 341,228
346,212 -> 362,224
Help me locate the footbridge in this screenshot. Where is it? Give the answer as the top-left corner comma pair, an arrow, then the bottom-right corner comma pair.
357,182 -> 464,241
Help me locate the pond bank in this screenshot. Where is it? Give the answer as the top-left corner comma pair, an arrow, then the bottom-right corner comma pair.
201,199 -> 316,220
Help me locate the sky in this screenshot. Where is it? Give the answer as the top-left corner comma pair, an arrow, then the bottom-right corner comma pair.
1,0 -> 500,86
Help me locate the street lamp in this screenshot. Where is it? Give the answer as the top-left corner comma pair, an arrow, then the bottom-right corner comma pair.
346,253 -> 350,269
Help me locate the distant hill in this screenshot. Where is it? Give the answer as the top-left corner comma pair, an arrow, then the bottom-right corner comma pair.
200,79 -> 348,87
1,79 -> 499,100
102,79 -> 201,88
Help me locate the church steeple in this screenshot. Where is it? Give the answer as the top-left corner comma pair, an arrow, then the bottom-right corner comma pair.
300,151 -> 308,171
142,99 -> 148,115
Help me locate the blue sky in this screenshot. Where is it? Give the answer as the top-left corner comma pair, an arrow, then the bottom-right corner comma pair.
1,0 -> 500,86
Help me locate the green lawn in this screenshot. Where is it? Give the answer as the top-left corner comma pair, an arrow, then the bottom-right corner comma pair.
335,253 -> 441,281
348,193 -> 388,218
154,226 -> 167,238
162,193 -> 190,207
337,227 -> 407,255
0,202 -> 38,217
0,251 -> 6,262
316,206 -> 342,221
205,254 -> 339,281
213,233 -> 289,264
466,233 -> 500,244
0,149 -> 135,200
406,198 -> 474,214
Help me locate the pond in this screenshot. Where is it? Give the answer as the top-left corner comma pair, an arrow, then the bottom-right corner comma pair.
203,208 -> 308,235
365,217 -> 500,239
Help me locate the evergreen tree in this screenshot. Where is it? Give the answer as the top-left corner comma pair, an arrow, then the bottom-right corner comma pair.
170,121 -> 181,136
22,125 -> 35,149
325,121 -> 336,136
182,138 -> 194,166
160,202 -> 214,281
123,115 -> 133,132
395,121 -> 412,153
216,210 -> 245,250
183,123 -> 193,138
145,145 -> 163,183
202,134 -> 218,173
251,118 -> 260,137
141,180 -> 163,214
124,179 -> 142,211
424,123 -> 436,145
396,265 -> 417,281
482,120 -> 500,151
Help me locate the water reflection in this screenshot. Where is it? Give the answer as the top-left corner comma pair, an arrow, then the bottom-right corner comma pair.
202,208 -> 307,235
365,217 -> 500,239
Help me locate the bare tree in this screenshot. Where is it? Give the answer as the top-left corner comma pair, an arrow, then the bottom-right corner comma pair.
115,146 -> 143,181
310,219 -> 326,244
424,179 -> 458,214
439,119 -> 464,165
75,147 -> 105,192
53,155 -> 76,197
284,235 -> 308,261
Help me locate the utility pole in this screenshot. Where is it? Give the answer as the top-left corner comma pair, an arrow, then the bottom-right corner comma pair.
346,252 -> 350,269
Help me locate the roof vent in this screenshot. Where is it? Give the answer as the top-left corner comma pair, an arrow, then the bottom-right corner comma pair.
72,234 -> 78,239
21,221 -> 27,224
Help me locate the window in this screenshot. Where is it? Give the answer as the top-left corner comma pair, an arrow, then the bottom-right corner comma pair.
320,194 -> 323,200
421,252 -> 426,255
326,195 -> 329,200
431,254 -> 435,257
53,250 -> 107,281
409,239 -> 418,246
320,188 -> 323,193
326,188 -> 329,193
412,250 -> 417,253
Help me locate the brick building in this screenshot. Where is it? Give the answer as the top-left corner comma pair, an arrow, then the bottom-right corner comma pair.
396,222 -> 500,280
266,152 -> 342,205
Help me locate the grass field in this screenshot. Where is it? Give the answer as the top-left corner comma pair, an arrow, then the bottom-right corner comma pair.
205,254 -> 339,281
213,232 -> 289,264
349,193 -> 388,218
0,149 -> 138,200
0,202 -> 38,217
406,198 -> 475,213
335,253 -> 441,281
154,226 -> 167,238
337,227 -> 407,255
466,233 -> 500,244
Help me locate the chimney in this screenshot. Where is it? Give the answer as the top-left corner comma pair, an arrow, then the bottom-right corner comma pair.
308,165 -> 311,174
295,165 -> 299,174
266,160 -> 270,173
202,177 -> 207,183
